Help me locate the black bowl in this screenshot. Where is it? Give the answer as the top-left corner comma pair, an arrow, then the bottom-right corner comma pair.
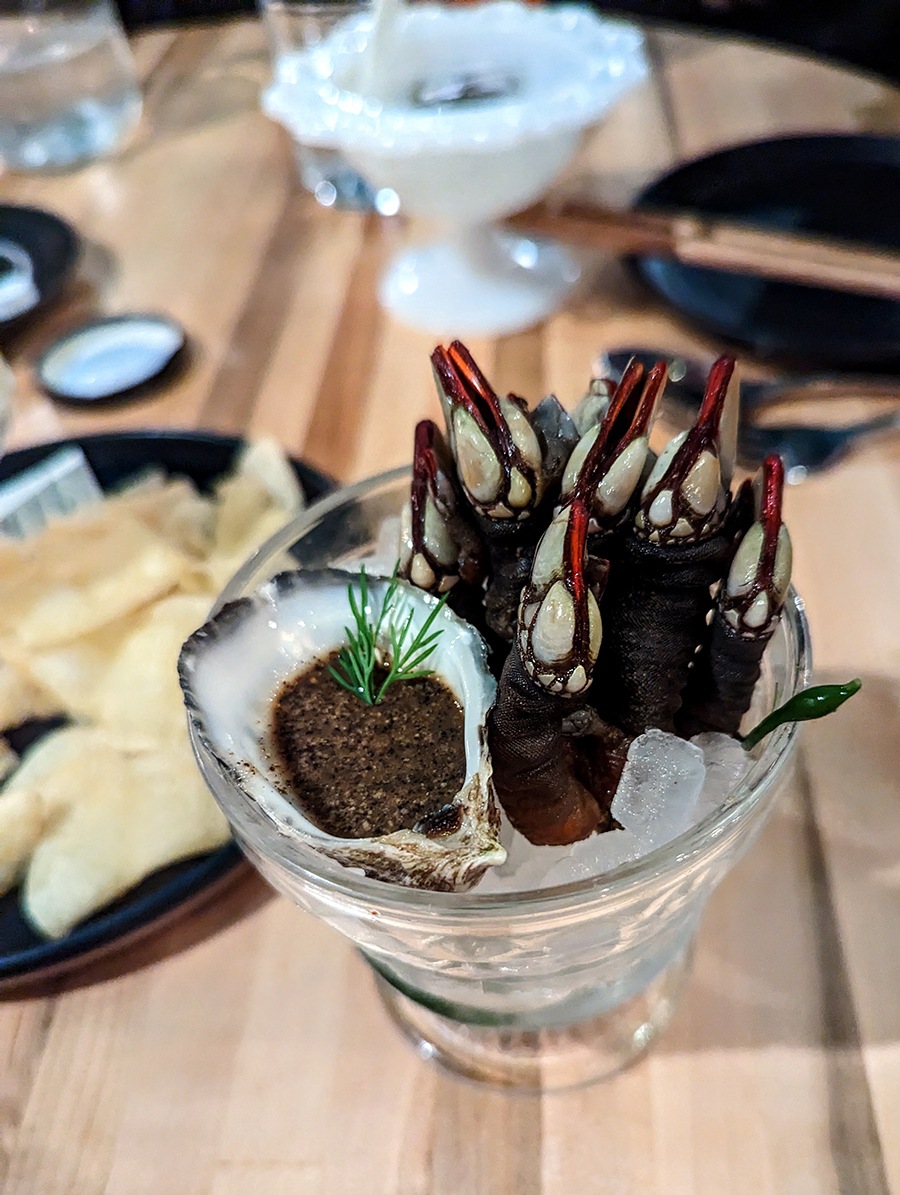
0,431 -> 332,988
632,134 -> 900,372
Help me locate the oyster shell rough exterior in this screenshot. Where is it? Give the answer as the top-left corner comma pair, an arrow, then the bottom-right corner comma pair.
178,569 -> 505,891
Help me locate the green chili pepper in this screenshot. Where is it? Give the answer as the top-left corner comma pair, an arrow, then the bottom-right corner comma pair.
741,679 -> 861,751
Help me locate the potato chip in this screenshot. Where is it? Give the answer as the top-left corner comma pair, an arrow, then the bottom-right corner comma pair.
0,656 -> 59,729
93,594 -> 213,744
23,736 -> 230,939
211,471 -> 279,559
1,512 -> 191,648
109,473 -> 215,558
3,622 -> 128,724
212,438 -> 304,559
0,738 -> 17,784
10,594 -> 212,739
203,506 -> 296,593
0,788 -> 45,883
232,437 -> 305,518
2,724 -> 104,820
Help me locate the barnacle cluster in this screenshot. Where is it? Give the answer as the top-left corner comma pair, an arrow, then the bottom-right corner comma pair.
399,343 -> 791,846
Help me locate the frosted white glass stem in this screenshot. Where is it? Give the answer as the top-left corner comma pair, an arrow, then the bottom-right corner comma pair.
379,221 -> 583,337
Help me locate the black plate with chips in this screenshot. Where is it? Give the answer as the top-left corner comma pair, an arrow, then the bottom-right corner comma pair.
0,431 -> 332,989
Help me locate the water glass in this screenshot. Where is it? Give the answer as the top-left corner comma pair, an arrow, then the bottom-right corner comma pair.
258,0 -> 381,209
0,0 -> 142,172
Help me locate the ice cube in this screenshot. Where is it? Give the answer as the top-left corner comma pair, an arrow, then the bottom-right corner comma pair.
541,856 -> 596,887
691,732 -> 751,821
477,732 -> 714,895
475,812 -> 573,893
570,826 -> 644,873
610,729 -> 706,850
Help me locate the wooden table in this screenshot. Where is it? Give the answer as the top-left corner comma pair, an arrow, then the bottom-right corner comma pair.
2,17 -> 900,1194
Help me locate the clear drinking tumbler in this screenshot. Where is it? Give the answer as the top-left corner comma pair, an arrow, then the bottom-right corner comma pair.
0,0 -> 143,172
258,0 -> 383,209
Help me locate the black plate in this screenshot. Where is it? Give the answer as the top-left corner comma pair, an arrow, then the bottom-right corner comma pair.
0,205 -> 80,333
632,134 -> 900,372
0,431 -> 332,987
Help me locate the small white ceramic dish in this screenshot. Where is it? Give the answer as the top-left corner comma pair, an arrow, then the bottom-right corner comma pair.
36,313 -> 187,406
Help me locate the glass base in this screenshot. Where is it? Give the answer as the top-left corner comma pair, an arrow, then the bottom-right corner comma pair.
378,226 -> 582,337
373,945 -> 693,1092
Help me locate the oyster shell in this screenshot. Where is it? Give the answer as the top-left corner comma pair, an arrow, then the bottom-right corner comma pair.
178,568 -> 505,891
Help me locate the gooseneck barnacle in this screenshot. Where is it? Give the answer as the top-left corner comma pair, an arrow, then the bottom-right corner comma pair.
678,455 -> 793,738
398,419 -> 487,596
430,341 -> 566,643
432,341 -> 544,522
491,500 -> 626,844
591,357 -> 739,736
561,358 -> 666,528
720,454 -> 792,638
517,499 -> 605,698
634,356 -> 736,545
572,375 -> 615,436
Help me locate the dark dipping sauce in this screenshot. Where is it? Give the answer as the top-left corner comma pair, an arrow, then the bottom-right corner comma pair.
270,652 -> 467,839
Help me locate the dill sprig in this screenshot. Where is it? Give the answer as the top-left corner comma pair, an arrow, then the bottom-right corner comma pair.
328,567 -> 448,705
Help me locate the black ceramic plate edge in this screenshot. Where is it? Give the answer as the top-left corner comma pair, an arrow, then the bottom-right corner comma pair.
629,134 -> 900,372
0,431 -> 333,986
0,205 -> 80,333
36,314 -> 191,408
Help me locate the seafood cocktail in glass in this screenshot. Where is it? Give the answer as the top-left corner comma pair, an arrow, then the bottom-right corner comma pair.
180,351 -> 811,1090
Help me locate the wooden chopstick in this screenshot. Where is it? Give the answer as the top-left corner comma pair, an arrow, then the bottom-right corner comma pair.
506,201 -> 900,300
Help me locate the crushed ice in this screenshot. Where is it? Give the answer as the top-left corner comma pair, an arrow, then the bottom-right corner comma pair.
477,729 -> 751,894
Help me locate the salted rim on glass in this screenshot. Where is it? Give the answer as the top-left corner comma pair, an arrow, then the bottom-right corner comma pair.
202,466 -> 811,914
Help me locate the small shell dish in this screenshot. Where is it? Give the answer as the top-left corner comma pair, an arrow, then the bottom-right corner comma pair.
178,568 -> 506,891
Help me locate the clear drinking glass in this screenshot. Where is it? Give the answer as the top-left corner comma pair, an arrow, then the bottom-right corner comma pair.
0,0 -> 142,172
188,469 -> 810,1091
258,0 -> 380,209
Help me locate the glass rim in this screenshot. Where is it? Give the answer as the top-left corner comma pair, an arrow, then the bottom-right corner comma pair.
208,465 -> 811,916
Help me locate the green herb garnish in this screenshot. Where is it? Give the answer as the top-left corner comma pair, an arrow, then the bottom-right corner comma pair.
741,679 -> 861,750
328,567 -> 448,705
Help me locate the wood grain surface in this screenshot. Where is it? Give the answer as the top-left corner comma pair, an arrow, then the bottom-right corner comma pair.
2,18 -> 900,1194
